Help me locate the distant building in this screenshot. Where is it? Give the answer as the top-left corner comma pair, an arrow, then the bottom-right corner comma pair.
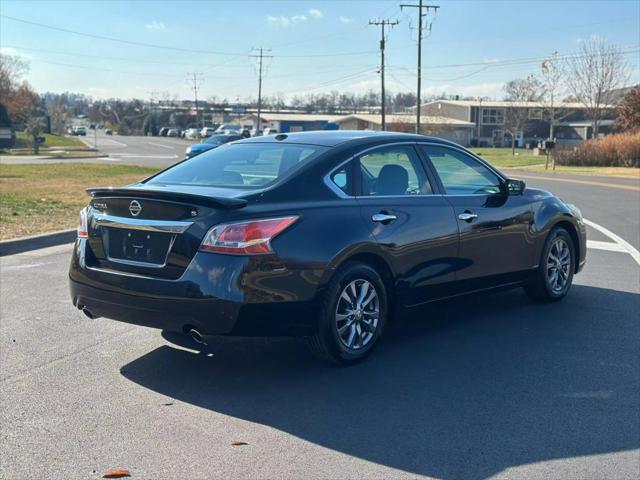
334,114 -> 476,146
238,113 -> 341,134
414,100 -> 617,147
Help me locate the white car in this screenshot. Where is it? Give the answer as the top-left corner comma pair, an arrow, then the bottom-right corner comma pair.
184,128 -> 200,139
200,127 -> 217,138
214,124 -> 242,134
167,129 -> 180,137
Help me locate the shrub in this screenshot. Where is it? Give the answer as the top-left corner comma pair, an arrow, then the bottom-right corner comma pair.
555,131 -> 640,167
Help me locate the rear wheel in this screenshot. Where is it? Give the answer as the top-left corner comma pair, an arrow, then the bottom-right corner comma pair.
524,227 -> 575,302
309,262 -> 387,365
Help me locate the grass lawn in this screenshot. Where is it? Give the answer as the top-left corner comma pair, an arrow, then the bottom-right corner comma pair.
0,163 -> 159,240
510,165 -> 640,179
471,147 -> 546,169
12,132 -> 86,149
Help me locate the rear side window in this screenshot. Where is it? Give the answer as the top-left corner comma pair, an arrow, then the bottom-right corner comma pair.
146,143 -> 326,188
359,145 -> 432,196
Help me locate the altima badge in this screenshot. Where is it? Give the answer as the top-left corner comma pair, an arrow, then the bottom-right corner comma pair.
129,200 -> 142,217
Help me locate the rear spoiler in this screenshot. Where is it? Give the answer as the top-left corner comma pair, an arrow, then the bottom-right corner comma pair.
86,187 -> 248,209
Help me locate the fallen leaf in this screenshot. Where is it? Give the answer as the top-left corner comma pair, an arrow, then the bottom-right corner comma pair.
231,441 -> 248,446
103,469 -> 130,478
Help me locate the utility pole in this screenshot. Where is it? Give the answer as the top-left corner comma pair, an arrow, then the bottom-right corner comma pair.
369,18 -> 399,131
250,48 -> 272,135
400,1 -> 439,134
186,72 -> 204,128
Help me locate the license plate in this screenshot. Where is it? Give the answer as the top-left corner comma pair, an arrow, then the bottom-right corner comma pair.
106,229 -> 173,265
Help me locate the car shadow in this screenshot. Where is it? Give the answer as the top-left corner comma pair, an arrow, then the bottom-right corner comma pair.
120,285 -> 640,479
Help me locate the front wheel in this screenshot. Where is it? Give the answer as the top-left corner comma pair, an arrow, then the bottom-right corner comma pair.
524,227 -> 575,302
308,262 -> 388,365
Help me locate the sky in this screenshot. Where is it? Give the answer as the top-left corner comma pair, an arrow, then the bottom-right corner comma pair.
1,0 -> 639,102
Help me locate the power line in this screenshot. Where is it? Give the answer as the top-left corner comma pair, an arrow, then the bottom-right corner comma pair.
249,48 -> 273,134
400,1 -> 440,134
369,19 -> 399,130
0,14 -> 378,59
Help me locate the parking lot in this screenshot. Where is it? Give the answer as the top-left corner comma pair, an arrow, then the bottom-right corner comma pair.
1,173 -> 639,479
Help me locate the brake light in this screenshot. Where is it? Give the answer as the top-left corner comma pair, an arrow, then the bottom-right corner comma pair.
200,216 -> 298,255
77,208 -> 88,238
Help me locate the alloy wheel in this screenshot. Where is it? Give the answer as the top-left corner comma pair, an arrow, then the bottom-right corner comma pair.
547,238 -> 572,293
335,279 -> 380,350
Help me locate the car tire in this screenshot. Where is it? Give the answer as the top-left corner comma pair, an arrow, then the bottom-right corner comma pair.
524,227 -> 575,303
308,262 -> 388,365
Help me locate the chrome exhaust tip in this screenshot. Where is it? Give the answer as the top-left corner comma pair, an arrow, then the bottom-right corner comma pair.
188,328 -> 207,346
81,307 -> 100,320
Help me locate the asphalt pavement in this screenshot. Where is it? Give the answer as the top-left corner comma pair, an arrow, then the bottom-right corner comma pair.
1,145 -> 639,479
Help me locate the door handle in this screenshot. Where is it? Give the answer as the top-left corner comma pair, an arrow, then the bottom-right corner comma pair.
458,211 -> 478,222
372,213 -> 397,223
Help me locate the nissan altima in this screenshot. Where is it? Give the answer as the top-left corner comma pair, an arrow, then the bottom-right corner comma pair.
69,131 -> 586,364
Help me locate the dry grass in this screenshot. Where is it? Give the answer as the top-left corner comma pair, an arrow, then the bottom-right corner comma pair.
555,131 -> 640,167
0,163 -> 159,240
506,165 -> 640,179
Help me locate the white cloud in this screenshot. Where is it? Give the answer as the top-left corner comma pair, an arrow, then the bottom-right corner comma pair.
309,9 -> 323,18
267,14 -> 307,27
422,83 -> 505,98
0,47 -> 19,56
145,20 -> 165,30
267,15 -> 289,27
339,16 -> 353,24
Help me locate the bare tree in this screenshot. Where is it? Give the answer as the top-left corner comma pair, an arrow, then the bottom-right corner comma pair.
540,52 -> 572,169
565,38 -> 629,139
503,75 -> 542,155
615,87 -> 640,131
540,51 -> 570,140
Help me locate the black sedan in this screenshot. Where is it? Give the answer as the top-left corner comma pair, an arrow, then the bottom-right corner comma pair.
185,134 -> 244,158
69,131 -> 586,364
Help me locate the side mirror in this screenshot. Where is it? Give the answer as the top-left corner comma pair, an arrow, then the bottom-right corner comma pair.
506,178 -> 526,195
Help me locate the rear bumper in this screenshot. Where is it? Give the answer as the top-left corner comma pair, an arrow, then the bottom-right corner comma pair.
71,278 -> 242,334
69,239 -> 324,336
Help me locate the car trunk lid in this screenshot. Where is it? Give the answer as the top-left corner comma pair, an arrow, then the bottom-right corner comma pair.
85,184 -> 252,279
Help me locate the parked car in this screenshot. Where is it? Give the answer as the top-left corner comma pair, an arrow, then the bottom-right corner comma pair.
167,128 -> 180,137
70,131 -> 586,365
105,129 -> 113,135
185,134 -> 243,159
71,126 -> 87,136
184,128 -> 200,140
158,127 -> 170,137
200,127 -> 217,138
214,124 -> 242,134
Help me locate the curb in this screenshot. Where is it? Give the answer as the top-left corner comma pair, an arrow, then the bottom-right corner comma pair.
0,229 -> 76,257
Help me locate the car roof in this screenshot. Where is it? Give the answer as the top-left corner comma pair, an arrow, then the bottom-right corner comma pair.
235,130 -> 459,148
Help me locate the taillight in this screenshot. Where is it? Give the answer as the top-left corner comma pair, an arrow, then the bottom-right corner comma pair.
199,216 -> 298,255
77,207 -> 88,238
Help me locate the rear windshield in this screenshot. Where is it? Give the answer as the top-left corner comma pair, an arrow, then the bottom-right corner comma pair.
146,143 -> 327,188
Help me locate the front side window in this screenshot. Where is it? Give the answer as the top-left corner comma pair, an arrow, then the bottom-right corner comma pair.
359,146 -> 432,196
421,145 -> 503,195
146,143 -> 326,188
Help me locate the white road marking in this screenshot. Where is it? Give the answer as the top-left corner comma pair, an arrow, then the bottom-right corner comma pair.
147,142 -> 175,150
584,218 -> 640,265
109,154 -> 178,159
96,138 -> 128,147
101,157 -> 121,162
587,240 -> 628,253
1,262 -> 46,271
